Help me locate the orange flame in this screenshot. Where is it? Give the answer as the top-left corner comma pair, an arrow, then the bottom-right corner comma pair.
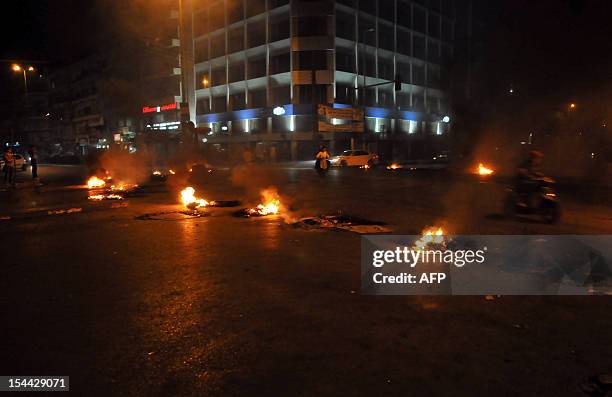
477,163 -> 494,175
247,189 -> 281,216
87,176 -> 106,189
413,226 -> 445,251
180,187 -> 209,209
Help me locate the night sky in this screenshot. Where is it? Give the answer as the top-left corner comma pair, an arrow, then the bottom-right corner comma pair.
1,0 -> 611,116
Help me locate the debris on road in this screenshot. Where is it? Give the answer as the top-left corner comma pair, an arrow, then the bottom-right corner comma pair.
47,208 -> 83,215
293,214 -> 391,234
136,210 -> 209,221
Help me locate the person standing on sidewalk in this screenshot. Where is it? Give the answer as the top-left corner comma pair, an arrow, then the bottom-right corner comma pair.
3,147 -> 16,185
28,145 -> 38,182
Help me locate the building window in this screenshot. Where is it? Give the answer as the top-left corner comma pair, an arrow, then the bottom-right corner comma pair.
193,10 -> 209,37
428,13 -> 440,38
230,92 -> 246,110
397,0 -> 412,28
412,63 -> 425,85
358,17 -> 376,45
211,66 -> 226,86
197,98 -> 210,114
364,87 -> 376,107
270,12 -> 290,42
413,7 -> 426,33
398,62 -> 410,83
359,0 -> 376,15
336,47 -> 355,73
213,96 -> 227,113
272,85 -> 290,105
228,26 -> 244,53
379,0 -> 395,22
397,29 -> 411,55
335,83 -> 353,104
428,39 -> 440,63
246,0 -> 266,17
362,53 -> 376,77
297,85 -> 328,104
270,0 -> 289,8
247,55 -> 266,79
227,0 -> 243,24
270,51 -> 290,74
335,11 -> 355,40
194,39 -> 209,63
378,23 -> 394,51
428,65 -> 440,89
397,91 -> 410,109
250,89 -> 267,108
378,57 -> 394,80
210,33 -> 225,58
413,90 -> 424,111
196,71 -> 210,88
413,35 -> 426,59
228,62 -> 245,83
209,2 -> 225,31
247,19 -> 266,47
379,87 -> 394,107
293,50 -> 328,70
294,16 -> 328,36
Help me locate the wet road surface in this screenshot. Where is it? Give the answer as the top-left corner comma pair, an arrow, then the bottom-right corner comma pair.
0,165 -> 611,396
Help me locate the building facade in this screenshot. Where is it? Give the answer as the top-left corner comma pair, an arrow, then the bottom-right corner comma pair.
191,0 -> 455,161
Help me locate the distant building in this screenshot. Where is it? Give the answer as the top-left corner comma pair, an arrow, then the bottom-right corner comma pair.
187,0 -> 455,160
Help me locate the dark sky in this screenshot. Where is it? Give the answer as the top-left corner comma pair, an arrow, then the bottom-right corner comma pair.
1,0 -> 612,113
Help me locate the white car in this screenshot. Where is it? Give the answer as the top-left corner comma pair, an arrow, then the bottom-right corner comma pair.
1,153 -> 27,171
331,150 -> 379,167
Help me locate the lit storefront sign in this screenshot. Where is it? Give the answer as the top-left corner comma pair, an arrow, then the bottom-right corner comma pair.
142,103 -> 178,114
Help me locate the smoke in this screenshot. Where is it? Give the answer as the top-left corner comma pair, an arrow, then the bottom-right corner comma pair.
93,148 -> 152,186
230,163 -> 298,223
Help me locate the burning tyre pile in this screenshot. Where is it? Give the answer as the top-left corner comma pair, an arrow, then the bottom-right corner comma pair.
234,189 -> 281,218
86,176 -> 139,201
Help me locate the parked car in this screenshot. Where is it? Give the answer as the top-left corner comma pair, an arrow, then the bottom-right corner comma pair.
0,153 -> 28,171
330,150 -> 379,167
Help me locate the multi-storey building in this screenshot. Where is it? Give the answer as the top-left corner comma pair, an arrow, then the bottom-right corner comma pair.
191,0 -> 455,161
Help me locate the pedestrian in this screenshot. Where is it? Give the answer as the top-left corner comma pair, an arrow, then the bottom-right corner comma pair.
28,145 -> 38,181
3,147 -> 16,185
315,145 -> 330,176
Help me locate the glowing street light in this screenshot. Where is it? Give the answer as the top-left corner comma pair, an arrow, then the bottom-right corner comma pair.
569,103 -> 576,110
11,64 -> 35,99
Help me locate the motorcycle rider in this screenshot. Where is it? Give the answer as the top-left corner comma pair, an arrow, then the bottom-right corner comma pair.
315,145 -> 330,174
516,150 -> 544,207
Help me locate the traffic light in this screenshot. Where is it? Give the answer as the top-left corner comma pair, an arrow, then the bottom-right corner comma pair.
394,74 -> 402,91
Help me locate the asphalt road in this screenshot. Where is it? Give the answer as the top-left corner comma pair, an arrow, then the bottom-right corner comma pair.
1,164 -> 611,396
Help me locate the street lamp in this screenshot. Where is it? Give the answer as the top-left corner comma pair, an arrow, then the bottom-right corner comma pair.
11,63 -> 35,99
569,103 -> 576,110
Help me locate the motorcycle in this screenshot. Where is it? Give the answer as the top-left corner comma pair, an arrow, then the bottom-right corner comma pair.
314,159 -> 330,176
504,176 -> 561,224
